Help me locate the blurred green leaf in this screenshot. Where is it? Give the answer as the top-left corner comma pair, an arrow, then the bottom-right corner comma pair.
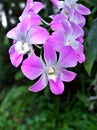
76,93 -> 90,108
15,71 -> 24,80
82,0 -> 97,7
84,19 -> 97,75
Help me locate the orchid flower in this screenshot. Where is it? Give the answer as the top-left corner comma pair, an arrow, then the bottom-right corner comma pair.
49,21 -> 85,63
50,0 -> 90,15
19,0 -> 44,21
21,44 -> 77,95
6,0 -> 91,95
50,0 -> 90,27
7,16 -> 49,67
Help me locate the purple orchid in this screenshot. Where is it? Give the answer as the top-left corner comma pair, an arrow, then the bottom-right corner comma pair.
19,0 -> 44,21
68,10 -> 86,28
7,16 -> 49,67
49,21 -> 85,63
6,0 -> 91,95
64,0 -> 91,15
50,0 -> 90,27
50,0 -> 90,15
21,44 -> 77,95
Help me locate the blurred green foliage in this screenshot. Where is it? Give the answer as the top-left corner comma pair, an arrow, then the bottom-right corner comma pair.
0,85 -> 97,130
0,0 -> 97,130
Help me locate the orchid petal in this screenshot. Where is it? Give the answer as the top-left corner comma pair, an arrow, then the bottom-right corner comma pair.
26,0 -> 33,5
44,43 -> 57,65
9,45 -> 23,67
19,4 -> 33,21
61,69 -> 76,82
76,44 -> 85,63
29,73 -> 48,92
70,21 -> 84,38
27,26 -> 49,45
77,4 -> 91,15
49,77 -> 64,95
50,0 -> 64,9
6,27 -> 17,40
21,54 -> 45,80
50,14 -> 67,31
72,11 -> 86,27
50,0 -> 60,8
58,46 -> 77,68
16,15 -> 33,41
47,31 -> 65,51
77,52 -> 85,63
32,2 -> 44,13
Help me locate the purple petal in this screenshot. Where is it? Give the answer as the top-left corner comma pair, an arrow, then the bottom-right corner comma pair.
21,54 -> 45,80
70,21 -> 84,38
47,31 -> 65,51
49,77 -> 64,95
20,11 -> 41,25
29,73 -> 48,92
50,0 -> 59,8
58,46 -> 77,68
76,44 -> 85,63
9,45 -> 23,67
27,26 -> 49,45
50,14 -> 67,31
32,2 -> 44,13
71,11 -> 86,27
16,15 -> 34,41
19,4 -> 33,21
61,69 -> 76,82
77,4 -> 91,15
44,43 -> 57,65
62,4 -> 73,17
28,13 -> 41,25
50,0 -> 64,9
50,20 -> 64,32
26,0 -> 33,5
63,22 -> 71,35
77,52 -> 85,63
77,36 -> 84,43
6,27 -> 17,40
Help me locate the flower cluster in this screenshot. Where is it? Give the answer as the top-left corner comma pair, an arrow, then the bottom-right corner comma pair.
7,0 -> 90,95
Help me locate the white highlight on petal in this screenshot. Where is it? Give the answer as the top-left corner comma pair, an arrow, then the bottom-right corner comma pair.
14,41 -> 31,54
65,37 -> 79,50
65,0 -> 78,10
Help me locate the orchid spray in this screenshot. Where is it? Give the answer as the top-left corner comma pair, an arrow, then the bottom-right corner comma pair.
7,0 -> 90,95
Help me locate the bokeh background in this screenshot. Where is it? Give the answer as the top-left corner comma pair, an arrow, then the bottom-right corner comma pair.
0,0 -> 97,130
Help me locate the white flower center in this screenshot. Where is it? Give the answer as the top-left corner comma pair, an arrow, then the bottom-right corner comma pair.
65,35 -> 78,50
14,41 -> 31,54
47,67 -> 57,81
65,0 -> 77,10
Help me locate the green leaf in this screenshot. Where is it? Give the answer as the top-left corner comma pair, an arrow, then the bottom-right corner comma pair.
82,0 -> 97,7
84,19 -> 97,75
15,71 -> 24,80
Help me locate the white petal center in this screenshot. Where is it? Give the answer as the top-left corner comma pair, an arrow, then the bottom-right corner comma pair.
14,41 -> 31,54
47,67 -> 57,81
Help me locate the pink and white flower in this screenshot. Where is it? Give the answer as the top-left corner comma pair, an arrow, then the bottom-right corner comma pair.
50,0 -> 91,27
7,16 -> 49,67
19,0 -> 44,21
21,44 -> 77,95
